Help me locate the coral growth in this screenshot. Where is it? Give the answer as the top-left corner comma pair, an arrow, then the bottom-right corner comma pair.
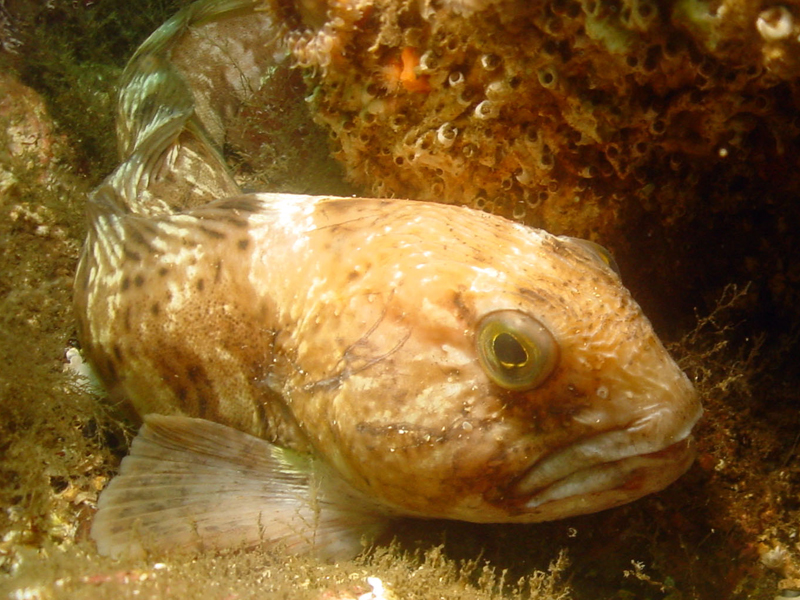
280,0 -> 794,227
278,0 -> 800,330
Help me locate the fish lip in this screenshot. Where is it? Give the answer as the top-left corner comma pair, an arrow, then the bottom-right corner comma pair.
513,405 -> 703,504
519,435 -> 697,511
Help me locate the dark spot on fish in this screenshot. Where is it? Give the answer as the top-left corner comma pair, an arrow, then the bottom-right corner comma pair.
214,260 -> 223,283
199,225 -> 227,239
218,214 -> 249,228
451,289 -> 472,322
105,358 -> 118,380
347,270 -> 360,281
121,277 -> 130,291
123,248 -> 142,262
153,345 -> 205,415
151,302 -> 160,316
127,224 -> 155,250
187,364 -> 203,383
113,344 -> 123,361
238,238 -> 249,250
134,274 -> 145,287
158,267 -> 169,277
196,278 -> 205,291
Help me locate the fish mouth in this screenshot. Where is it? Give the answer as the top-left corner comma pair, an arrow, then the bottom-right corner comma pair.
512,409 -> 701,517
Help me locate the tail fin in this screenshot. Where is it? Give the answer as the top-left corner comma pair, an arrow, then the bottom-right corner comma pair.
96,0 -> 285,216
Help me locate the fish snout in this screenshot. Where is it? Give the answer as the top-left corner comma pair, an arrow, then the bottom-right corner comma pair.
509,367 -> 702,520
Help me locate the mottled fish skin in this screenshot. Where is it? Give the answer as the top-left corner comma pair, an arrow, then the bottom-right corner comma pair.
75,0 -> 702,559
78,191 -> 700,517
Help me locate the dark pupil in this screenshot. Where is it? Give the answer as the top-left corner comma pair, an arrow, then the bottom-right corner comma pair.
493,332 -> 528,369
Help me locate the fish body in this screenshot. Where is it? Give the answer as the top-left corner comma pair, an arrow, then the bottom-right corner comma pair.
75,0 -> 702,559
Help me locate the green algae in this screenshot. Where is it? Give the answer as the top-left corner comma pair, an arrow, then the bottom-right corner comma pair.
3,0 -> 190,182
4,542 -> 569,600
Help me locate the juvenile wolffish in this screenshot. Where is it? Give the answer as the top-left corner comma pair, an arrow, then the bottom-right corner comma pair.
74,0 -> 702,561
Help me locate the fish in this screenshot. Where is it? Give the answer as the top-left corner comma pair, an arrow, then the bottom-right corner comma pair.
73,0 -> 703,561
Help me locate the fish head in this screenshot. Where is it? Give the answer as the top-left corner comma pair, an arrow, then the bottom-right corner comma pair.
289,200 -> 702,523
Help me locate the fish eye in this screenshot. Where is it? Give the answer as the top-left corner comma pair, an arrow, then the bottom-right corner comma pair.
476,311 -> 559,391
566,237 -> 621,276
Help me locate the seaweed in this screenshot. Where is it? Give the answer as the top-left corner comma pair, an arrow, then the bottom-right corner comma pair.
2,0 -> 190,181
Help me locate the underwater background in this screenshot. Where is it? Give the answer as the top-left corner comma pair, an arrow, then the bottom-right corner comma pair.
1,0 -> 800,598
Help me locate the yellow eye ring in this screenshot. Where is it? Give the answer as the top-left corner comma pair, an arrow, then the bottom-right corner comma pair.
476,311 -> 559,391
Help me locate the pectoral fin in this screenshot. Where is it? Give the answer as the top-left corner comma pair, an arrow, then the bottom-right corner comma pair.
91,414 -> 391,561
